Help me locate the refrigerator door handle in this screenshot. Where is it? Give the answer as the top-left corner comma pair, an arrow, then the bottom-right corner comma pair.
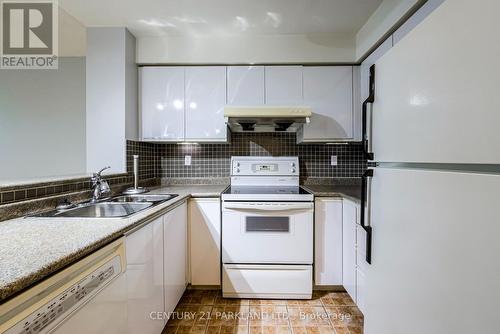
360,169 -> 374,264
362,64 -> 375,161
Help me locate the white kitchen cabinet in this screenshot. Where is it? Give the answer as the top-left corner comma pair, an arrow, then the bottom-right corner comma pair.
227,66 -> 265,105
342,199 -> 357,302
185,67 -> 227,141
315,198 -> 343,285
300,66 -> 354,142
189,198 -> 221,285
125,217 -> 164,333
140,67 -> 185,141
164,203 -> 188,317
265,66 -> 303,105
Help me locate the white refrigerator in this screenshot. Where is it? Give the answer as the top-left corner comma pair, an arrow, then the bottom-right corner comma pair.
361,0 -> 500,333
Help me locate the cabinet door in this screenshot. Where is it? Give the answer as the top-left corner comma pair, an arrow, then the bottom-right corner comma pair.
125,218 -> 164,333
164,203 -> 188,317
140,67 -> 185,140
302,66 -> 353,141
265,66 -> 303,105
189,198 -> 221,285
227,66 -> 265,105
342,199 -> 357,301
185,67 -> 227,141
315,198 -> 343,285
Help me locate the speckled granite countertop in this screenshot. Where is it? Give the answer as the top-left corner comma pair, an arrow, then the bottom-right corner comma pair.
302,185 -> 362,203
0,184 -> 227,302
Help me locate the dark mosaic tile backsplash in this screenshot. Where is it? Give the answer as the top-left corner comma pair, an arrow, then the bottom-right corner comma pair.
126,140 -> 159,181
159,133 -> 366,179
0,134 -> 366,205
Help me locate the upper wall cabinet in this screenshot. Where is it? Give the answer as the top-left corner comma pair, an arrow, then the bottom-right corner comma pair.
265,66 -> 303,105
185,67 -> 227,141
140,66 -> 228,142
140,65 -> 356,143
140,67 -> 185,141
299,66 -> 354,142
227,66 -> 265,105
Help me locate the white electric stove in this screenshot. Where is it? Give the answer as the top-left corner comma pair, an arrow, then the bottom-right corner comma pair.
221,156 -> 314,299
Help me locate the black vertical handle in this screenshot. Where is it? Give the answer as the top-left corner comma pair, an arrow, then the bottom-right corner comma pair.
360,169 -> 373,264
362,65 -> 375,161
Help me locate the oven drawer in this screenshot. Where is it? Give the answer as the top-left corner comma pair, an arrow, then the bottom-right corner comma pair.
222,264 -> 312,299
222,202 -> 313,264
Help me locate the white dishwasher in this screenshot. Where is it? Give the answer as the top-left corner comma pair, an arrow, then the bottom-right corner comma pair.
0,238 -> 127,334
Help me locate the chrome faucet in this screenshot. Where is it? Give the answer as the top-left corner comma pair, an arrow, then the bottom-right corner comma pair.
90,166 -> 111,202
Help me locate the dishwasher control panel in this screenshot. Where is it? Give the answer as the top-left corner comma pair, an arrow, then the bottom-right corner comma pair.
5,255 -> 122,334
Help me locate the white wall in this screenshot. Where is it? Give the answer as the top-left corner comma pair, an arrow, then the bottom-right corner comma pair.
0,58 -> 86,181
86,27 -> 137,174
125,30 -> 138,140
355,0 -> 421,61
137,33 -> 355,64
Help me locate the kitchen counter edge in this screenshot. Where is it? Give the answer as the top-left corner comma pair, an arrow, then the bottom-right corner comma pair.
0,184 -> 228,303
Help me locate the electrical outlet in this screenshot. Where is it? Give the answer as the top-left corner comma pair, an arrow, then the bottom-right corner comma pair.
184,155 -> 192,166
331,155 -> 338,166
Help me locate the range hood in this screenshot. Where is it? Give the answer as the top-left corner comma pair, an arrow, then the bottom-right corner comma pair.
224,106 -> 312,133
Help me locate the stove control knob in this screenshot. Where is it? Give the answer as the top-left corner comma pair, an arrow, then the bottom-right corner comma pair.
291,168 -> 296,173
236,168 -> 240,173
236,162 -> 240,167
291,162 -> 296,167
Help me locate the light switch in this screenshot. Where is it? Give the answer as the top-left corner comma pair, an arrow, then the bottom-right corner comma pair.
185,155 -> 192,166
331,155 -> 338,166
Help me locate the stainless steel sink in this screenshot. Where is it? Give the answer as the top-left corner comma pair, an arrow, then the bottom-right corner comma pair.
51,202 -> 153,218
30,193 -> 178,218
110,194 -> 177,203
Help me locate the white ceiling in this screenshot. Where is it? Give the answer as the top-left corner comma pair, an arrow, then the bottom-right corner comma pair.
59,0 -> 383,37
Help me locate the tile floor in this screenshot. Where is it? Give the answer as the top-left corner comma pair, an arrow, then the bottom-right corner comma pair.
162,290 -> 363,334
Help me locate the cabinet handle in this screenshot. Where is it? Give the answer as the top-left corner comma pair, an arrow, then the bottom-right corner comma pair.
362,64 -> 375,161
360,169 -> 374,264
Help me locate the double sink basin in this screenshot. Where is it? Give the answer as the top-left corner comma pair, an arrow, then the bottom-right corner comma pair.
32,194 -> 178,219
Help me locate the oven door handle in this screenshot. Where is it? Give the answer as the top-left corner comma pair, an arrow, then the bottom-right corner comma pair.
223,202 -> 313,211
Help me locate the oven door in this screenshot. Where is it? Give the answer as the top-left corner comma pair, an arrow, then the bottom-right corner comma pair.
222,202 -> 313,264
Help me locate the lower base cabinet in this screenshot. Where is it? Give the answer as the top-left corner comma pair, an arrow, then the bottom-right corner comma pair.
343,198 -> 369,313
315,198 -> 343,285
125,202 -> 187,333
126,217 -> 164,334
342,199 -> 357,301
164,202 -> 188,316
315,197 -> 366,313
189,198 -> 221,285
